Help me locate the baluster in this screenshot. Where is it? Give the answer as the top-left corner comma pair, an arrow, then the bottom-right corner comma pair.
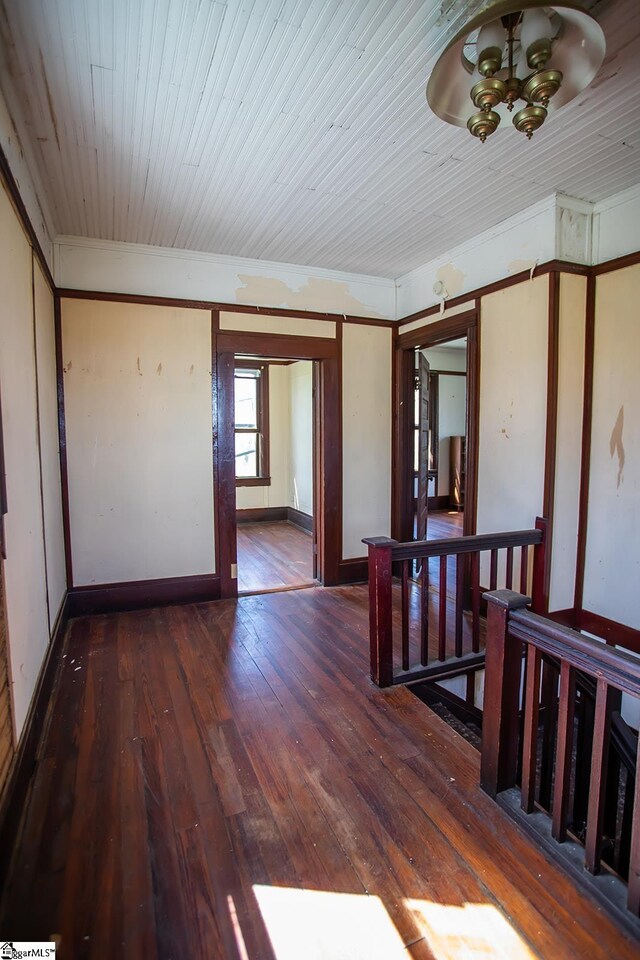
585,679 -> 615,874
552,661 -> 576,841
602,691 -> 623,867
420,552 -> 429,666
520,544 -> 529,595
455,554 -> 464,658
627,725 -> 640,915
538,661 -> 559,811
618,763 -> 635,880
505,546 -> 514,590
573,685 -> 594,838
401,560 -> 409,671
438,555 -> 447,661
471,551 -> 480,653
521,645 -> 541,813
489,549 -> 498,590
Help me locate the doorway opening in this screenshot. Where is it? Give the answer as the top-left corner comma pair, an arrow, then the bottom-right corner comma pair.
414,338 -> 468,544
234,356 -> 317,595
215,329 -> 340,600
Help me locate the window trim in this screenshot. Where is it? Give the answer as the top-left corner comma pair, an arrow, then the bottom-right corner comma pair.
234,360 -> 271,487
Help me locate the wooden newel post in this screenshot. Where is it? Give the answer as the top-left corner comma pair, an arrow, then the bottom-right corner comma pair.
531,516 -> 548,614
363,537 -> 397,687
481,589 -> 530,797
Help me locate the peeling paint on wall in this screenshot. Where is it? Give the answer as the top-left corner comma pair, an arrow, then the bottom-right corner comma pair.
235,274 -> 384,318
436,263 -> 465,298
609,405 -> 625,488
508,259 -> 538,277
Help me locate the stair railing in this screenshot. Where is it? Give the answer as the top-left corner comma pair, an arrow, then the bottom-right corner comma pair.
363,518 -> 546,687
482,589 -> 640,919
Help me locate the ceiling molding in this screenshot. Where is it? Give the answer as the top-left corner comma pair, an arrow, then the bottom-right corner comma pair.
54,235 -> 395,292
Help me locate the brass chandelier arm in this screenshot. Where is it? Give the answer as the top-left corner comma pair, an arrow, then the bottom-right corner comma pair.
426,1 -> 606,142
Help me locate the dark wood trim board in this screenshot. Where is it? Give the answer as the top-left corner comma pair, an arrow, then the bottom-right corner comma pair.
237,507 -> 288,524
540,271 -> 560,614
54,295 -> 73,588
287,507 -> 313,533
0,143 -> 54,292
0,591 -> 70,896
574,273 -> 595,615
398,309 -> 477,349
67,574 -> 221,617
216,330 -> 341,595
577,609 -> 640,656
591,250 -> 640,276
57,287 -> 394,327
398,259 -> 590,327
236,507 -> 313,533
337,558 -> 368,584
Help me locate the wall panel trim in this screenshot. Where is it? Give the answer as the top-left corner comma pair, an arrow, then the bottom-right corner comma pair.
0,591 -> 70,896
398,259 -> 591,326
0,144 -> 53,291
573,273 -> 596,614
67,574 -> 220,617
541,271 -> 560,613
57,287 -> 394,327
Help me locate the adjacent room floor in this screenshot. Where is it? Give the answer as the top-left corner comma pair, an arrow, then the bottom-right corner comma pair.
427,509 -> 463,540
1,586 -> 636,959
236,520 -> 314,594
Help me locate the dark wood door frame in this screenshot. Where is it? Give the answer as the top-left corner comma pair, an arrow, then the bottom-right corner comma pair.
392,309 -> 479,544
215,331 -> 341,598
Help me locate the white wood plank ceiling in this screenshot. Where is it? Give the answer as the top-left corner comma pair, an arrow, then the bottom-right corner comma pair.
0,0 -> 638,278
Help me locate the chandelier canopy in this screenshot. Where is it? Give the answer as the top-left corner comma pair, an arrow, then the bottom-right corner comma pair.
426,1 -> 606,142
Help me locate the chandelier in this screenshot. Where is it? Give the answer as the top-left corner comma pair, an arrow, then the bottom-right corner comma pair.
426,2 -> 606,142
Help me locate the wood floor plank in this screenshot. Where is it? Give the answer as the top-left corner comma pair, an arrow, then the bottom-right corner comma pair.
1,585 -> 638,959
237,520 -> 314,593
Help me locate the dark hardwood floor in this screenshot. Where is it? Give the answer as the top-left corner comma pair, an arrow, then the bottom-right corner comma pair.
1,586 -> 637,959
237,520 -> 314,594
427,509 -> 463,540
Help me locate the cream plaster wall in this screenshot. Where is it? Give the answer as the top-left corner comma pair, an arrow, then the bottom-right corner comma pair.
477,276 -> 548,586
54,236 -> 395,319
582,264 -> 640,628
549,274 -> 587,611
342,324 -> 392,558
220,311 -> 335,339
288,362 -> 313,516
0,184 -> 51,737
62,299 -> 214,585
33,261 -> 66,624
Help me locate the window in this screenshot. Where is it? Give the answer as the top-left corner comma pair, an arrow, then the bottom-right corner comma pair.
234,362 -> 270,486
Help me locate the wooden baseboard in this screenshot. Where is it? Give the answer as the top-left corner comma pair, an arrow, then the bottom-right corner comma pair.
577,609 -> 640,655
428,495 -> 451,510
338,558 -> 368,584
237,507 -> 287,524
68,573 -> 221,617
236,506 -> 313,533
0,591 -> 70,893
287,507 -> 313,533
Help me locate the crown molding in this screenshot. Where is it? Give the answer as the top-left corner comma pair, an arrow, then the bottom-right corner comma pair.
593,181 -> 640,215
53,235 -> 395,292
395,193 -> 557,287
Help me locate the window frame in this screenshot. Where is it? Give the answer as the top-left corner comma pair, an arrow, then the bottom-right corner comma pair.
234,360 -> 271,487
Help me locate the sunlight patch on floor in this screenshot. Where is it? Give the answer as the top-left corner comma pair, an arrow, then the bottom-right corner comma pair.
253,885 -> 407,960
253,885 -> 537,960
406,900 -> 537,960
